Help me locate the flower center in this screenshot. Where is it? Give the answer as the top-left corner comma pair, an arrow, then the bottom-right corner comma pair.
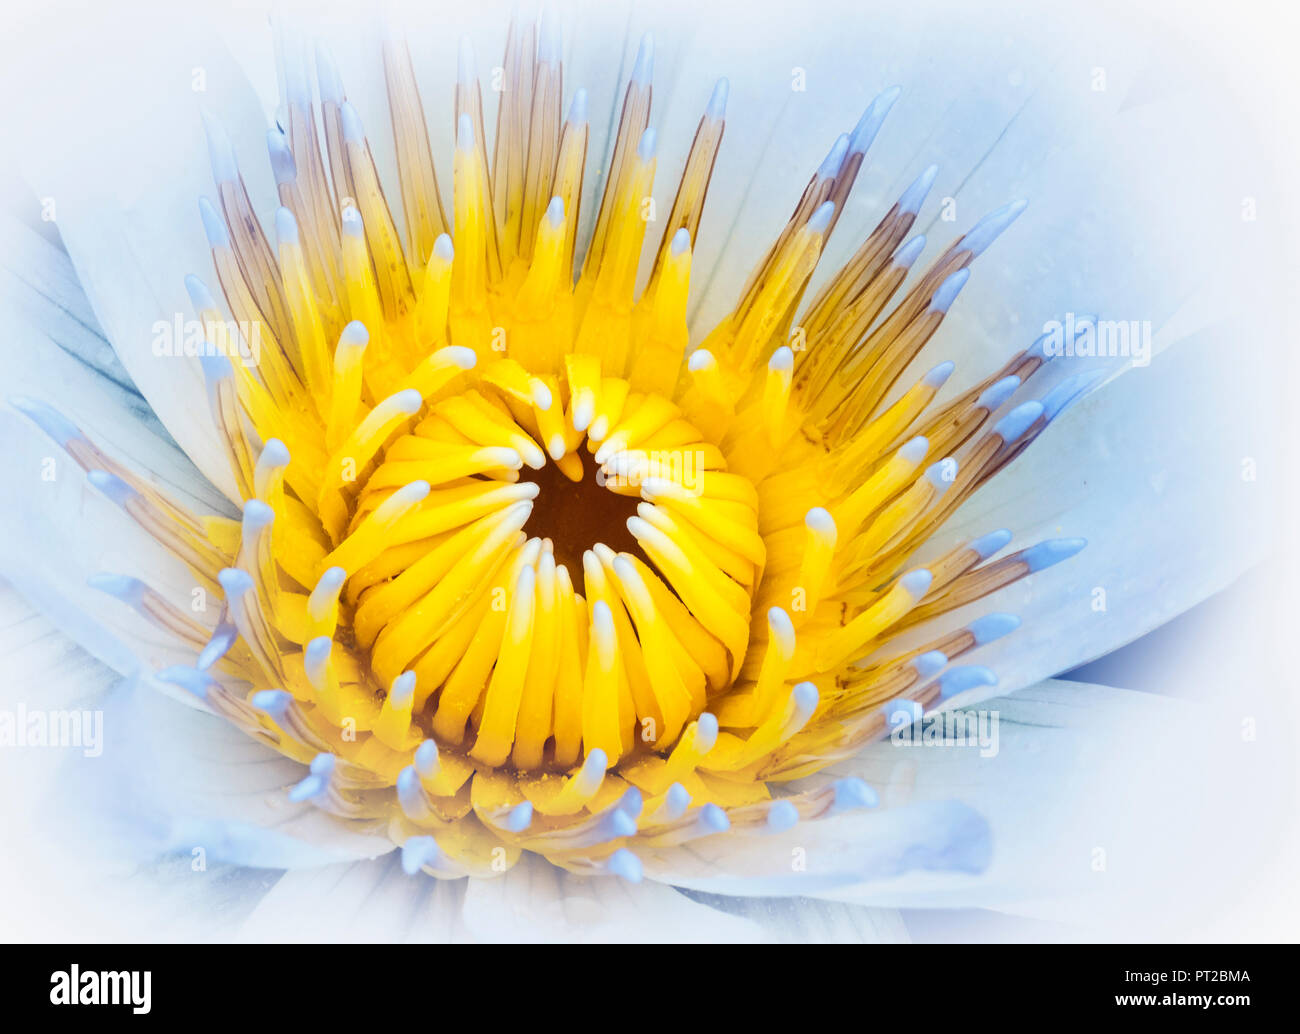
516,448 -> 646,576
330,377 -> 761,773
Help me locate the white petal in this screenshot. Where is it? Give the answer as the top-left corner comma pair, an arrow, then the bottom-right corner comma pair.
636,673 -> 1268,925
638,797 -> 991,898
0,587 -> 281,940
908,331 -> 1266,708
0,403 -> 218,684
111,677 -> 395,866
639,2 -> 1267,386
0,222 -> 240,692
240,857 -> 471,943
5,5 -> 282,502
0,211 -> 230,515
460,852 -> 767,942
0,423 -> 199,681
674,890 -> 910,943
787,679 -> 1266,931
237,851 -> 905,943
243,848 -> 906,943
3,659 -> 395,874
0,209 -> 245,704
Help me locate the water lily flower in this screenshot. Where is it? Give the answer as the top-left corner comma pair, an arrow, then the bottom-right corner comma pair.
0,0 -> 1273,941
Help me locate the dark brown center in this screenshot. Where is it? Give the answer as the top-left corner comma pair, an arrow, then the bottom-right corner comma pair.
518,451 -> 648,575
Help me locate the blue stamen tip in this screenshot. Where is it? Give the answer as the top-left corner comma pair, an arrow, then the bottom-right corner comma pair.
251,689 -> 292,717
618,786 -> 644,819
304,638 -> 333,676
87,470 -> 137,505
87,573 -> 145,605
316,41 -> 345,104
267,129 -> 297,185
389,671 -> 416,707
662,783 -> 691,821
260,438 -> 291,467
201,111 -> 237,184
217,567 -> 254,598
937,665 -> 997,700
930,268 -> 970,313
395,766 -> 428,820
792,680 -> 820,713
504,800 -> 533,833
608,809 -> 638,839
274,206 -> 298,246
883,696 -> 923,727
242,499 -> 274,532
977,375 -> 1021,412
912,650 -> 948,680
969,612 -> 1021,645
698,803 -> 730,834
637,127 -> 656,161
631,33 -> 653,85
970,529 -> 1012,560
184,274 -> 218,312
155,665 -> 212,700
695,712 -> 719,749
961,199 -> 1028,257
538,9 -> 561,64
893,234 -> 927,269
899,163 -> 939,214
414,739 -> 439,776
582,748 -> 608,778
607,848 -> 643,883
401,835 -> 440,875
807,200 -> 836,233
10,395 -> 84,446
707,77 -> 729,120
817,133 -> 851,179
923,360 -> 955,388
198,352 -> 234,385
566,87 -> 588,125
992,400 -> 1043,443
766,799 -> 799,833
926,458 -> 957,491
832,777 -> 878,812
850,85 -> 901,154
196,623 -> 237,669
1042,370 -> 1106,422
315,567 -> 345,594
899,435 -> 929,465
899,569 -> 933,598
198,197 -> 229,247
287,775 -> 324,802
1022,537 -> 1087,572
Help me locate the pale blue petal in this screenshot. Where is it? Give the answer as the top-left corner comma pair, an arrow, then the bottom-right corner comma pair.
792,679 -> 1264,930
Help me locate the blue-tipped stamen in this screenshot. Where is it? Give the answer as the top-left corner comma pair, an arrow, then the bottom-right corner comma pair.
766,799 -> 799,833
1022,537 -> 1087,572
936,665 -> 997,700
831,777 -> 879,812
606,848 -> 643,883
